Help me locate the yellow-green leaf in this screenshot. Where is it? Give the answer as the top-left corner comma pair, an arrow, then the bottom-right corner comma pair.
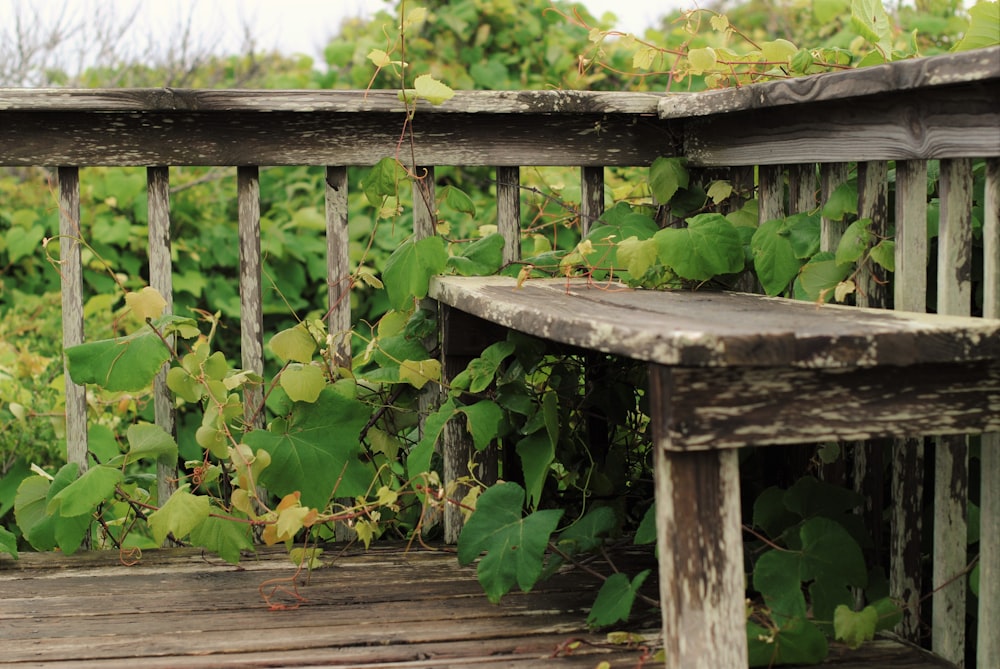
632,46 -> 657,70
399,358 -> 441,390
280,363 -> 326,403
688,47 -> 717,74
367,48 -> 392,68
414,74 -> 455,105
270,323 -> 317,364
125,286 -> 167,322
148,487 -> 210,545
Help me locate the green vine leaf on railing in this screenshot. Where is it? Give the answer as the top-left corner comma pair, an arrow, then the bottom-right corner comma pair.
15,464 -> 91,554
833,604 -> 878,649
851,0 -> 894,58
654,213 -> 745,281
953,1 -> 1000,51
148,486 -> 211,545
66,314 -> 197,392
752,219 -> 802,296
457,481 -> 564,603
243,387 -> 374,508
123,422 -> 179,466
0,525 -> 17,559
382,235 -> 448,310
47,465 -> 123,518
447,233 -> 505,276
189,514 -> 254,565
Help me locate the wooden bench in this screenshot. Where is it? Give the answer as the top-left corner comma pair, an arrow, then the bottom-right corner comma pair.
429,48 -> 1000,668
1,45 -> 998,668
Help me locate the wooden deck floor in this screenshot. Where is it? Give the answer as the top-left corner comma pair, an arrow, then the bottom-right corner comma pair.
1,543 -> 955,668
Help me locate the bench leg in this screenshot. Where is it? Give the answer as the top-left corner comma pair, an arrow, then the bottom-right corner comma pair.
652,368 -> 747,668
655,447 -> 746,668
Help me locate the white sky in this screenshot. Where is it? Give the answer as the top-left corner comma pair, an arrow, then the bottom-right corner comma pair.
2,0 -> 689,67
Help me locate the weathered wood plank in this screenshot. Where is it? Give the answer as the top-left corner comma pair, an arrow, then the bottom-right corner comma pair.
237,167 -> 265,431
981,157 -> 1000,669
146,166 -> 177,506
891,158 -> 929,643
933,157 -> 973,666
820,163 -> 851,252
0,88 -> 669,115
57,166 -> 87,475
674,82 -> 999,166
325,165 -> 351,367
429,277 -> 1000,369
497,165 -> 521,264
653,361 -> 1000,451
580,165 -> 604,235
856,161 -> 889,309
649,396 -> 746,669
658,47 -> 999,119
0,110 -> 677,167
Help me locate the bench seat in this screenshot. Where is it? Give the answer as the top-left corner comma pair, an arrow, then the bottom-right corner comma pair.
430,275 -> 1000,668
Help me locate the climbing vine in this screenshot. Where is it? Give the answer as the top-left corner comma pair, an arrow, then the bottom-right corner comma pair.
1,0 -> 997,666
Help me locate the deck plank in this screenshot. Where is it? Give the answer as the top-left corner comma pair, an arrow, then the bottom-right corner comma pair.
0,544 -> 955,668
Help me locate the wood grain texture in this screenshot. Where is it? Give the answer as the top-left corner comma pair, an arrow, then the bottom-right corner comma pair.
497,166 -> 521,264
895,160 -> 929,313
0,88 -> 668,114
429,277 -> 1000,369
676,82 -> 999,167
658,47 -> 999,119
856,161 -> 889,309
580,165 -> 604,235
0,109 -> 677,168
146,166 -> 177,505
58,167 -> 88,474
937,159 -> 974,316
820,163 -> 850,252
654,361 -> 999,451
758,164 -> 785,223
891,438 -> 925,642
325,166 -> 351,368
982,159 -> 1000,669
650,418 -> 746,669
237,167 -> 264,431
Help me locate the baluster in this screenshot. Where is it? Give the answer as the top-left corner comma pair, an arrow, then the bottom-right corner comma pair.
820,163 -> 851,252
147,166 -> 176,505
325,166 -> 351,368
980,158 -> 1000,669
58,167 -> 88,476
787,163 -> 815,214
496,166 -> 520,265
934,158 -> 973,665
580,165 -> 604,236
237,167 -> 264,431
891,159 -> 929,642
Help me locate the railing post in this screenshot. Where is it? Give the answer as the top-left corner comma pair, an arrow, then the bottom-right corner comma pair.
237,166 -> 265,433
147,166 -> 177,506
979,157 -> 1000,669
891,159 -> 929,642
325,166 -> 351,368
934,158 -> 973,666
58,167 -> 88,477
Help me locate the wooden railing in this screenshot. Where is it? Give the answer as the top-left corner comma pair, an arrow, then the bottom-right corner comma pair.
1,45 -> 998,667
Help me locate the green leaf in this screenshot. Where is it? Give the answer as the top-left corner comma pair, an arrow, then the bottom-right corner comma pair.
363,156 -> 409,207
0,525 -> 17,559
801,517 -> 868,623
280,363 -> 326,403
656,213 -> 744,281
752,486 -> 800,539
754,549 -> 807,624
761,38 -> 798,66
407,398 -> 457,477
447,233 -> 504,276
616,237 -> 659,278
189,512 -> 255,564
557,506 -> 618,555
65,319 -> 174,392
820,182 -> 858,221
243,387 -> 373,508
270,323 -> 317,363
383,235 -> 448,310
782,212 -> 822,259
47,465 -> 123,517
635,505 -> 656,545
414,73 -> 455,105
953,1 -> 999,52
442,185 -> 477,216
747,617 -> 829,666
125,422 -> 178,466
851,0 -> 893,54
870,596 -> 903,632
457,482 -> 564,603
587,569 -> 651,627
752,219 -> 801,296
649,157 -> 689,203
6,224 -> 45,264
148,486 -> 211,545
461,340 -> 516,394
834,604 -> 878,649
516,432 -> 554,511
869,239 -> 895,272
458,400 -> 504,452
835,218 -> 873,265
797,253 -> 852,302
398,358 -> 441,390
687,47 -> 718,74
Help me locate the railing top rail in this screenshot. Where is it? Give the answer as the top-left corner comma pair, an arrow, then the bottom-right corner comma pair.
0,88 -> 667,115
658,46 -> 1000,119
